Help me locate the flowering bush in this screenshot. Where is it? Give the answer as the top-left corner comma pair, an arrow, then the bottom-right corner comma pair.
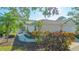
44,32 -> 75,51
31,31 -> 75,51
31,31 -> 50,46
52,32 -> 75,42
31,31 -> 50,37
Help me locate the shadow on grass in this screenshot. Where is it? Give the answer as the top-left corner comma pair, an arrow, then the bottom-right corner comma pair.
0,40 -> 10,46
0,41 -> 7,45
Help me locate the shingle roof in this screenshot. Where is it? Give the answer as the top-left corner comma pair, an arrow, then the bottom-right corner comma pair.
40,19 -> 75,25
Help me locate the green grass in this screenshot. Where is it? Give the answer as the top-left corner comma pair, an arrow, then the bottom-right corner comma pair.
0,46 -> 24,51
0,38 -> 14,51
0,46 -> 12,51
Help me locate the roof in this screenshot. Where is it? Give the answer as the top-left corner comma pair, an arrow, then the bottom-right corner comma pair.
39,19 -> 76,25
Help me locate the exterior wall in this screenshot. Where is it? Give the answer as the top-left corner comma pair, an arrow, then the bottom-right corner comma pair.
25,20 -> 76,32
41,24 -> 60,32
40,20 -> 76,32
63,20 -> 76,32
25,25 -> 35,32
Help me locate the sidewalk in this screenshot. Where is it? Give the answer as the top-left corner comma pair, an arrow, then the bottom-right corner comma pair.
70,42 -> 79,51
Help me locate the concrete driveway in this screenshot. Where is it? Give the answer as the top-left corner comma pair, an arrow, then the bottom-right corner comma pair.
70,42 -> 79,51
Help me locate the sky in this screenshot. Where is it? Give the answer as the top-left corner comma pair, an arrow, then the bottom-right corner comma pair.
29,7 -> 71,20
0,7 -> 71,20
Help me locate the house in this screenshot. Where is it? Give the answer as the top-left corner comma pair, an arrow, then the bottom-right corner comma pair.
25,19 -> 76,32
40,19 -> 76,32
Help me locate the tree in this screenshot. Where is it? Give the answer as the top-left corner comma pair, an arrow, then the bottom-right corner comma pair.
56,16 -> 67,32
33,21 -> 44,31
0,11 -> 20,42
38,7 -> 59,19
30,7 -> 59,19
0,7 -> 59,42
68,7 -> 79,31
57,16 -> 66,20
0,7 -> 31,33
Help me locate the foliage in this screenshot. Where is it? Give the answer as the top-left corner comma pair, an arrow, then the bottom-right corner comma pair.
31,7 -> 59,19
57,16 -> 66,20
40,7 -> 59,18
31,31 -> 75,51
68,7 -> 79,31
33,21 -> 44,31
0,7 -> 59,35
43,32 -> 75,51
52,32 -> 74,50
31,31 -> 50,45
0,7 -> 32,37
0,11 -> 19,37
31,31 -> 42,44
31,31 -> 49,37
0,7 -> 59,19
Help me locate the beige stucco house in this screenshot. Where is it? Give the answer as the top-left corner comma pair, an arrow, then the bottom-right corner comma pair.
25,19 -> 76,32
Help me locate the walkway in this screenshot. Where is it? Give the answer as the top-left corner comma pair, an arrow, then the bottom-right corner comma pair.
70,42 -> 79,51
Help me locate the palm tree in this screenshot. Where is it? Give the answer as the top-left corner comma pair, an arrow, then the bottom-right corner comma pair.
33,21 -> 44,31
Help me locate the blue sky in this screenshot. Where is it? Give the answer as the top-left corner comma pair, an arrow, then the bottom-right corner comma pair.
29,7 -> 71,20
0,7 -> 71,20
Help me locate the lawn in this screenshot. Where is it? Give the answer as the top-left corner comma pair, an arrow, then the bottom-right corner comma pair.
0,32 -> 76,51
0,46 -> 24,51
0,46 -> 12,51
0,38 -> 15,51
0,38 -> 28,51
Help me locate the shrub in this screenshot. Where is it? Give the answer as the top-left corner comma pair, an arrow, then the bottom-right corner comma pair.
31,31 -> 75,51
44,32 -> 75,51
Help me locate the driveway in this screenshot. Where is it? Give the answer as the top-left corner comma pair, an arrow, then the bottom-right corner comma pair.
70,42 -> 79,51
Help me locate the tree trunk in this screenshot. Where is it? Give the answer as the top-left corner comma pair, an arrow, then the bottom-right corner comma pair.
60,24 -> 63,32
